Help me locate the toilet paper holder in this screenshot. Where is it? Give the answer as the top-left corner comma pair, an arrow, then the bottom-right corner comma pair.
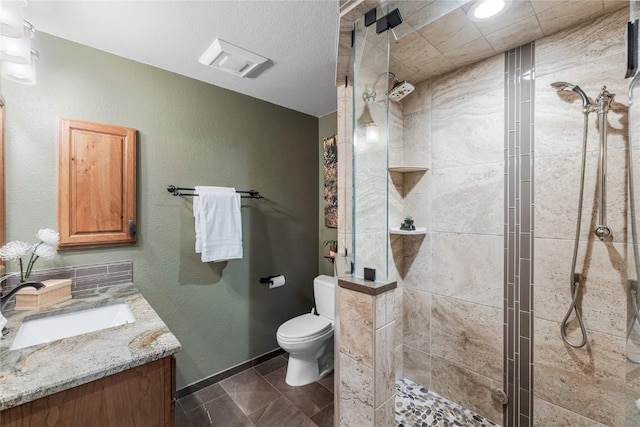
260,275 -> 284,285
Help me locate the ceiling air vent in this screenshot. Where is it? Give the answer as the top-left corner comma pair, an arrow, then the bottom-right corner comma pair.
198,38 -> 268,78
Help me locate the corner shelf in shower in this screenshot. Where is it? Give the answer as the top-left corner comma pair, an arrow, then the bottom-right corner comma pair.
388,166 -> 428,173
389,227 -> 427,235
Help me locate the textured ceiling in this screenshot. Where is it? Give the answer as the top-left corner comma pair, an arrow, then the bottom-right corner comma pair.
24,1 -> 340,118
23,1 -> 631,118
339,0 -> 629,85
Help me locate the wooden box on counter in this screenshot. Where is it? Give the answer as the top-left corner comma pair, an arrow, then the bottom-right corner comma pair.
15,279 -> 72,311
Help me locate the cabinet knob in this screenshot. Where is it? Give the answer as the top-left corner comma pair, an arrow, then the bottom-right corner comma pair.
128,220 -> 136,238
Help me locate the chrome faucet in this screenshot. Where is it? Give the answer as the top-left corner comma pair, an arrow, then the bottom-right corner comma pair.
1,281 -> 44,310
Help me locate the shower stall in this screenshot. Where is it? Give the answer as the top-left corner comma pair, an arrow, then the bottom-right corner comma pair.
349,2 -> 505,425
339,1 -> 640,426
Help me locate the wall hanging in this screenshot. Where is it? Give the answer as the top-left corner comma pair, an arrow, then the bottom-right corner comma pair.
323,135 -> 337,228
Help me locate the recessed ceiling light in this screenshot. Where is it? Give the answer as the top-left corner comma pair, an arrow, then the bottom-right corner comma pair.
468,0 -> 507,21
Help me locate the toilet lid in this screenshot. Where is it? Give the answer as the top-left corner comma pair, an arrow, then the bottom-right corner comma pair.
277,313 -> 332,340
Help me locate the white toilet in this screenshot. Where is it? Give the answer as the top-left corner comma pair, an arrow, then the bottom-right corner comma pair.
276,275 -> 336,386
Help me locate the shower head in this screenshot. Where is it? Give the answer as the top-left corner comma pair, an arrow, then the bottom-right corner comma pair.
550,81 -> 575,91
362,72 -> 415,103
388,80 -> 415,102
551,81 -> 591,109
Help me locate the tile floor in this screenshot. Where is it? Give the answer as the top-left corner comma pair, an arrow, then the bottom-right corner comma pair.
396,378 -> 499,427
176,357 -> 498,427
176,355 -> 334,427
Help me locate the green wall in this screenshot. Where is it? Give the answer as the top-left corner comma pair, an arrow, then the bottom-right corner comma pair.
318,113 -> 338,276
4,33 -> 320,389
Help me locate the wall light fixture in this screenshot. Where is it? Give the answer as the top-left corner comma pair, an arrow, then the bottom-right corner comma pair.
1,48 -> 38,84
1,20 -> 34,64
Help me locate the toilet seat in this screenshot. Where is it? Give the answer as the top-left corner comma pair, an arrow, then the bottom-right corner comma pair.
277,313 -> 332,343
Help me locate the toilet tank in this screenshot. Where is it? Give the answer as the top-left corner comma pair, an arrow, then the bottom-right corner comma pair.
314,275 -> 337,321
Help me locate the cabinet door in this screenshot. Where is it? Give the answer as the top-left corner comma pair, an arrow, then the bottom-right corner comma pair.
1,357 -> 175,427
57,118 -> 136,249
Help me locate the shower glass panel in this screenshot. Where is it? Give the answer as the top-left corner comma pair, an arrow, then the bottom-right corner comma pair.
352,14 -> 390,282
628,4 -> 640,425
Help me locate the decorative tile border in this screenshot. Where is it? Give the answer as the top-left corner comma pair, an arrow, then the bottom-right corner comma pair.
504,42 -> 535,427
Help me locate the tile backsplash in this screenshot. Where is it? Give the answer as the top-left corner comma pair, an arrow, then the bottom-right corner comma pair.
2,261 -> 133,309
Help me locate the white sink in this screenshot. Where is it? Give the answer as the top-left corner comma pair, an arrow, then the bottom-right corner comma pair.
10,303 -> 136,351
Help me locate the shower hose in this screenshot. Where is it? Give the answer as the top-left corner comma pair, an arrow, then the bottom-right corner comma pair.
560,107 -> 590,349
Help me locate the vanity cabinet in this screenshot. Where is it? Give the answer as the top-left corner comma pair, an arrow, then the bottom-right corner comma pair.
1,356 -> 175,427
57,118 -> 137,249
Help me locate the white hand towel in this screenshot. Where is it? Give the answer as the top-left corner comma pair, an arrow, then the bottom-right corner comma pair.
193,186 -> 243,262
194,186 -> 236,253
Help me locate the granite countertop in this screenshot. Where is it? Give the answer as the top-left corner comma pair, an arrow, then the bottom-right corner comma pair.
0,283 -> 182,410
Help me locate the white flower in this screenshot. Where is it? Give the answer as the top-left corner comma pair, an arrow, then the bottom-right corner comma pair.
34,244 -> 56,261
37,229 -> 60,246
0,229 -> 60,281
0,241 -> 32,261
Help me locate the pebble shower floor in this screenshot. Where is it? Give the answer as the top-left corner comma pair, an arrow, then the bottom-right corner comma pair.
396,378 -> 499,427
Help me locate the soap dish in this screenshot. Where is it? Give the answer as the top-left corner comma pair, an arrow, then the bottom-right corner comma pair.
15,278 -> 72,311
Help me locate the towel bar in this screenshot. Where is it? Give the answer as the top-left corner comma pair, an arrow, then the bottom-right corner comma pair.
167,185 -> 262,199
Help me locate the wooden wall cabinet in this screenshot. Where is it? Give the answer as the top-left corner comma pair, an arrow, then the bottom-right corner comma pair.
57,118 -> 136,249
1,356 -> 176,427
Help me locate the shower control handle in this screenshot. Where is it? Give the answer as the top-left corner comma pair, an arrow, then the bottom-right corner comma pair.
491,388 -> 508,405
595,225 -> 611,239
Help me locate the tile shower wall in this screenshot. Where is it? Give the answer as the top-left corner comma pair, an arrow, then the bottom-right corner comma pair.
393,6 -> 636,427
337,285 -> 396,426
533,7 -> 633,426
394,51 -> 505,425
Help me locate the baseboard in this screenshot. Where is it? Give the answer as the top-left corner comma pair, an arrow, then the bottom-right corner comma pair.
177,347 -> 285,398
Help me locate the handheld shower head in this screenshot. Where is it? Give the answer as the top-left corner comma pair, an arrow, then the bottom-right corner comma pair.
550,81 -> 575,91
551,81 -> 591,110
